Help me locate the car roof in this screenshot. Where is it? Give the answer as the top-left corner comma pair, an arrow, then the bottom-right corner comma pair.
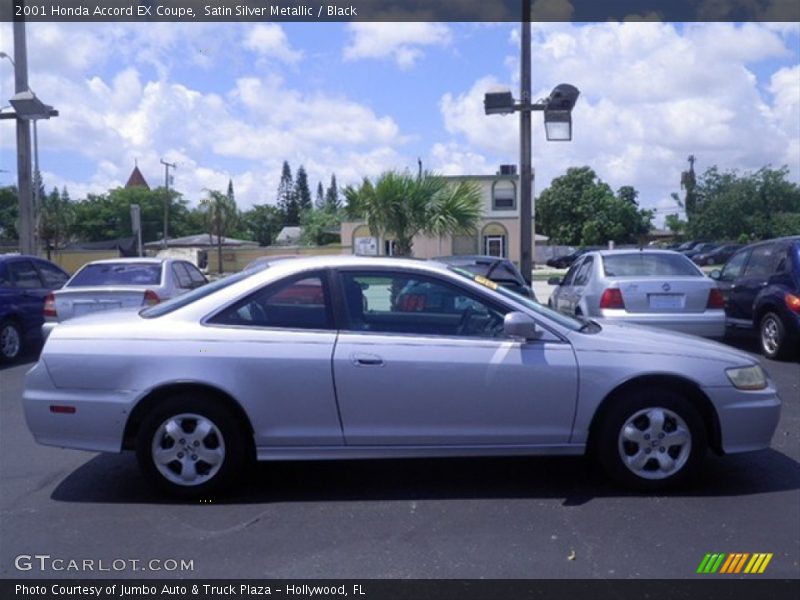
583,249 -> 685,257
433,255 -> 512,265
79,257 -> 167,265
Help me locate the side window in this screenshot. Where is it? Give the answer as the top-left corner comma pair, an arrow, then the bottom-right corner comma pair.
743,244 -> 777,278
0,264 -> 11,287
185,263 -> 207,287
573,257 -> 594,286
7,260 -> 44,289
209,273 -> 332,330
35,261 -> 69,288
772,244 -> 789,274
171,263 -> 193,290
720,250 -> 749,282
340,271 -> 508,338
562,259 -> 582,286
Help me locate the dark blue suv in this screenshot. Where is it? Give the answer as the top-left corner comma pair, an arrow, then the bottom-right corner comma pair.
712,236 -> 800,360
0,255 -> 69,362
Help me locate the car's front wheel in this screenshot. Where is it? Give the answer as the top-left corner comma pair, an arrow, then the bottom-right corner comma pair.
136,394 -> 248,498
0,319 -> 22,363
760,312 -> 791,360
595,390 -> 706,490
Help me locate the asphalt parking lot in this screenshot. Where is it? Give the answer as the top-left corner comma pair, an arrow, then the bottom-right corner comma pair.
0,338 -> 798,580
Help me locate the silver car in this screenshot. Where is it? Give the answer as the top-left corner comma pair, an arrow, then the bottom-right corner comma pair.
548,249 -> 726,338
44,258 -> 207,334
24,256 -> 779,497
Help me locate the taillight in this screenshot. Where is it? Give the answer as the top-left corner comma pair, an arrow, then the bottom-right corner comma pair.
786,293 -> 800,313
707,288 -> 725,309
599,288 -> 625,309
43,292 -> 57,318
143,290 -> 160,306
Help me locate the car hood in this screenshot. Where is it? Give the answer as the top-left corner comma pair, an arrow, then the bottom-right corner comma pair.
567,320 -> 756,366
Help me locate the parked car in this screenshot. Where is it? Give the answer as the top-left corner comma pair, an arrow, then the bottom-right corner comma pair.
432,255 -> 536,300
24,256 -> 780,496
674,240 -> 704,252
546,248 -> 592,269
44,258 -> 207,334
711,236 -> 800,360
547,249 -> 725,338
683,242 -> 718,259
0,255 -> 70,362
692,244 -> 744,266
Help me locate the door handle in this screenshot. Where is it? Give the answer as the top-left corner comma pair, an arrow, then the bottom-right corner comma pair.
351,353 -> 384,367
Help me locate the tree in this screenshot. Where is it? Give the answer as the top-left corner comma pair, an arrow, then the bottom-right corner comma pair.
683,165 -> 800,241
0,186 -> 18,241
241,204 -> 284,246
325,174 -> 340,212
277,161 -> 298,226
350,170 -> 482,257
536,166 -> 653,246
300,207 -> 342,246
199,190 -> 239,273
665,213 -> 687,236
343,178 -> 370,220
315,181 -> 324,209
39,187 -> 74,259
294,166 -> 312,214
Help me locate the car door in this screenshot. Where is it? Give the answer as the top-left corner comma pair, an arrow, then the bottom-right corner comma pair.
730,243 -> 778,322
555,259 -> 582,313
716,248 -> 751,322
5,259 -> 48,336
331,269 -> 578,446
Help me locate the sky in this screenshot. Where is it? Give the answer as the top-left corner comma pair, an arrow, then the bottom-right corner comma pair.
0,21 -> 798,227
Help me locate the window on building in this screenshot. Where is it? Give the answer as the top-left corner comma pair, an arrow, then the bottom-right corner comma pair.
492,180 -> 516,211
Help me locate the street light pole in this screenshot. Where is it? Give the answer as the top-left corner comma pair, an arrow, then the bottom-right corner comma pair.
520,0 -> 533,283
160,159 -> 176,248
13,19 -> 34,256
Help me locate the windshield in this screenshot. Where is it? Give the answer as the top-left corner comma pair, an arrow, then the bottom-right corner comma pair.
68,263 -> 162,287
602,253 -> 702,277
140,270 -> 254,318
449,267 -> 582,331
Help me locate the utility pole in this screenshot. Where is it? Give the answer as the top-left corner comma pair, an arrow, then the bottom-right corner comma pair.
160,159 -> 176,248
13,17 -> 34,255
519,0 -> 533,283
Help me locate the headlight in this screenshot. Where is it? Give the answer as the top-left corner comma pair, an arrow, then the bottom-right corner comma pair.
726,365 -> 768,390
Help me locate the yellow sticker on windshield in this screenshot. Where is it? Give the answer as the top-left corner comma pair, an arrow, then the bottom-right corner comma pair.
474,275 -> 498,290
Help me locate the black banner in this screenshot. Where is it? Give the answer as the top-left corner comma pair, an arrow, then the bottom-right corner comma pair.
2,0 -> 800,23
2,579 -> 800,600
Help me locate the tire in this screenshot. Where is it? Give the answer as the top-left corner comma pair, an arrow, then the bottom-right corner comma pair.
594,390 -> 707,491
136,393 -> 248,498
706,258 -> 714,266
759,312 -> 792,360
0,320 -> 22,363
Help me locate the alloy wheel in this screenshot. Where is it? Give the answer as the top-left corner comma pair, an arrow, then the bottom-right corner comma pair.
0,323 -> 21,360
761,316 -> 780,356
151,413 -> 226,486
617,407 -> 692,480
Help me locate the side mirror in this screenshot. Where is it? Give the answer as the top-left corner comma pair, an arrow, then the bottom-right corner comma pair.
504,312 -> 542,341
709,269 -> 721,280
547,277 -> 562,286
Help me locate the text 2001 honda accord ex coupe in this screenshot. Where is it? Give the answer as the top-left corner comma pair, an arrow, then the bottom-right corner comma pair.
23,256 -> 781,496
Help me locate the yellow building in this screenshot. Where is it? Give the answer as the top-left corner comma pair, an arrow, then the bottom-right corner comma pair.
340,166 -> 546,264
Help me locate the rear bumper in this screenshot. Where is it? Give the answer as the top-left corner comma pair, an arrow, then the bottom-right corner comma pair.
23,360 -> 132,453
597,309 -> 726,338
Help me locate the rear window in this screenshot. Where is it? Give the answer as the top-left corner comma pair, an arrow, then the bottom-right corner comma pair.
602,253 -> 701,277
68,263 -> 162,287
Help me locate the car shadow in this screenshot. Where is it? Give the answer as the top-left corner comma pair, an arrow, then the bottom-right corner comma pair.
51,449 -> 800,506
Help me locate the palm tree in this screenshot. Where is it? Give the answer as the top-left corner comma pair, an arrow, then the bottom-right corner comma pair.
356,170 -> 482,257
199,189 -> 238,274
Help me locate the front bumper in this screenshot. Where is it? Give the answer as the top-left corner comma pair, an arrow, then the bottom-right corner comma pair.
705,384 -> 782,454
23,360 -> 134,453
598,309 -> 726,338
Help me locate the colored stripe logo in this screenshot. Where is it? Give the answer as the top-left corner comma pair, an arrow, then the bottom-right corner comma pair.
697,553 -> 773,574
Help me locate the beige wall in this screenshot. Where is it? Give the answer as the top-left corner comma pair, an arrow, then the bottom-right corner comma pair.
50,250 -> 121,274
206,244 -> 352,273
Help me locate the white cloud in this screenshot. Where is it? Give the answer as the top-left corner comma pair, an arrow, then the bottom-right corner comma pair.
439,22 -> 800,216
243,24 -> 303,64
343,23 -> 452,69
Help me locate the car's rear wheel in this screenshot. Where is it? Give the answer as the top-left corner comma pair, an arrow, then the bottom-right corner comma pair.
706,258 -> 714,266
595,390 -> 706,490
136,394 -> 247,498
760,312 -> 791,360
0,320 -> 22,363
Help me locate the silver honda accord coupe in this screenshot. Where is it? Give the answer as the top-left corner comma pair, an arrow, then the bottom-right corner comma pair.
23,256 -> 780,497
